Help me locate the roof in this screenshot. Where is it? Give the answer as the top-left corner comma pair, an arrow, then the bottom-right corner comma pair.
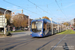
31,19 -> 58,24
0,7 -> 11,12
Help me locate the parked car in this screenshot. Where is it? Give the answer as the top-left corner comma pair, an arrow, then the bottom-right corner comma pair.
24,28 -> 28,31
74,28 -> 75,31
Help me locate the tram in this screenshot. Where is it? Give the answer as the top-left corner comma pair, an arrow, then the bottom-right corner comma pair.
30,19 -> 66,37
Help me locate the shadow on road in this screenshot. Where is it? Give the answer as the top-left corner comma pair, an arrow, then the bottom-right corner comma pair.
63,42 -> 69,50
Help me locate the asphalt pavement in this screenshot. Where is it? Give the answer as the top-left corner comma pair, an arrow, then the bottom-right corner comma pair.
0,31 -> 75,50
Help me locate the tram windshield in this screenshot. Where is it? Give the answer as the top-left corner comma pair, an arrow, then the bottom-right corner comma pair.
31,21 -> 43,33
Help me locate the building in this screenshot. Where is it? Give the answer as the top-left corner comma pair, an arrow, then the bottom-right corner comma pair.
0,7 -> 11,15
0,7 -> 12,31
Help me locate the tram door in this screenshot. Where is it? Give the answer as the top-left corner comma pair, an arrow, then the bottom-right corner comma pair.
43,23 -> 47,35
43,23 -> 51,35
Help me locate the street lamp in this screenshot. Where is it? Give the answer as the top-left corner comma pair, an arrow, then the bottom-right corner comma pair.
28,14 -> 30,31
4,10 -> 8,34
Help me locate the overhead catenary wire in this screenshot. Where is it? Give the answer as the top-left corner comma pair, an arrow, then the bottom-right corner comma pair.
3,0 -> 57,18
3,0 -> 64,22
28,0 -> 66,21
28,0 -> 56,17
28,0 -> 48,13
3,0 -> 42,16
55,0 -> 67,17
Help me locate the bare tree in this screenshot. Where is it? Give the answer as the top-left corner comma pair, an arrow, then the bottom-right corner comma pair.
13,14 -> 28,27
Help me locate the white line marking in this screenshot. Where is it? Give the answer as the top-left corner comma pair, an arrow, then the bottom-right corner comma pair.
52,35 -> 67,50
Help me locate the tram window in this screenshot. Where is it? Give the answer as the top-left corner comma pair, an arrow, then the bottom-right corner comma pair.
32,22 -> 36,29
43,23 -> 51,31
47,24 -> 49,29
53,24 -> 56,28
31,21 -> 43,32
49,23 -> 51,31
43,23 -> 47,30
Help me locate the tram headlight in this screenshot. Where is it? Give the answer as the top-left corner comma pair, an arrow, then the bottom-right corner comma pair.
40,32 -> 42,34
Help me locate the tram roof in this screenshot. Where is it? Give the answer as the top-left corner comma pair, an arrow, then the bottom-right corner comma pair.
31,19 -> 58,24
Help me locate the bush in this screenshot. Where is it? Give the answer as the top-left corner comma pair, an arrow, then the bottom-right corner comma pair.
6,32 -> 12,36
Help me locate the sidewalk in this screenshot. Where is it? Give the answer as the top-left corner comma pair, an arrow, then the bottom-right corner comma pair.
0,31 -> 31,38
11,31 -> 31,38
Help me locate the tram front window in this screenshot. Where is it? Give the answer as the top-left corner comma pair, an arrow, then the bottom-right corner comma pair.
31,21 -> 42,33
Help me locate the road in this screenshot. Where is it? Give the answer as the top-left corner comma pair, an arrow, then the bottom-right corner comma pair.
0,31 -> 75,50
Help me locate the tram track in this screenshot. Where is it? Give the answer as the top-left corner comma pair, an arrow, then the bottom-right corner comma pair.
50,35 -> 67,50
50,30 -> 71,50
36,35 -> 61,50
4,39 -> 34,50
1,34 -> 60,50
0,30 -> 71,50
36,30 -> 70,50
0,36 -> 40,50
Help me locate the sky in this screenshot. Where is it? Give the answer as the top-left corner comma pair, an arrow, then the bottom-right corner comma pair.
0,0 -> 75,23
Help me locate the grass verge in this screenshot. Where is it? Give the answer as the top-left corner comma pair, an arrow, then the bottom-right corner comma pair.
0,34 -> 5,36
10,30 -> 25,33
58,29 -> 75,34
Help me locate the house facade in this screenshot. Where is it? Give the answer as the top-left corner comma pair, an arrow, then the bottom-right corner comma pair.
0,7 -> 11,31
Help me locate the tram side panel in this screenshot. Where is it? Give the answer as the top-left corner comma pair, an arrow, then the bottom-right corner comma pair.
53,25 -> 56,34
